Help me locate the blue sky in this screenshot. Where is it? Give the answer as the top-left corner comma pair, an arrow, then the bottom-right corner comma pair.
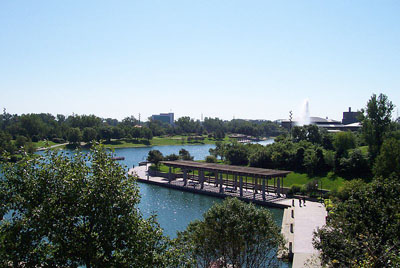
0,1 -> 399,121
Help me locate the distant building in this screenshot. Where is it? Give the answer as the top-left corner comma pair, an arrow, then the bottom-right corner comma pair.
279,108 -> 362,132
342,107 -> 361,125
151,113 -> 174,125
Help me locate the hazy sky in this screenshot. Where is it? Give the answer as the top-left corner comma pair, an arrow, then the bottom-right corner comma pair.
1,1 -> 399,121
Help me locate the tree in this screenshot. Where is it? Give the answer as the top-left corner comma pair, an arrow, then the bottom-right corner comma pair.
373,138 -> 400,178
313,177 -> 400,267
360,93 -> 395,160
147,150 -> 164,168
332,131 -> 356,156
0,146 -> 179,267
174,198 -> 285,268
99,126 -> 113,142
179,149 -> 194,161
249,149 -> 273,169
225,142 -> 249,166
67,127 -> 82,144
82,127 -> 97,142
142,128 -> 153,141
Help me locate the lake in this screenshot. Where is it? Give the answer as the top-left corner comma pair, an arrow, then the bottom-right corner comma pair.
33,139 -> 289,266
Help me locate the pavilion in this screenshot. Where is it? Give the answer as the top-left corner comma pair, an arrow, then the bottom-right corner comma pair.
161,160 -> 291,201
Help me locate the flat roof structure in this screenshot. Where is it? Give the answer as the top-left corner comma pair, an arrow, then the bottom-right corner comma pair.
161,160 -> 290,178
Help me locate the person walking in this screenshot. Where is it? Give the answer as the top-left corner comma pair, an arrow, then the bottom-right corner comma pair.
303,196 -> 306,206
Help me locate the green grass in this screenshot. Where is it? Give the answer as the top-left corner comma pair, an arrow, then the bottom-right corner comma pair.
32,140 -> 57,148
284,172 -> 346,191
358,145 -> 369,156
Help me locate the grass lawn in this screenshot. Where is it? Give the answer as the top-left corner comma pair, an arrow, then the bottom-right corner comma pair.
32,140 -> 57,148
284,172 -> 346,191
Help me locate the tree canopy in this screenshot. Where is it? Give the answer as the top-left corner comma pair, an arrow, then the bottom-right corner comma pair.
360,93 -> 395,159
0,146 -> 179,267
313,177 -> 400,267
174,198 -> 285,268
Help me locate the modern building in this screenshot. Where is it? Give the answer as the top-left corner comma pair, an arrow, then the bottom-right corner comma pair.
279,108 -> 362,132
342,107 -> 361,125
151,113 -> 174,125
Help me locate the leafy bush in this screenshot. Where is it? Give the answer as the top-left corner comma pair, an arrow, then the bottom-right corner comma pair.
205,155 -> 217,163
165,153 -> 179,161
52,138 -> 65,143
287,184 -> 301,196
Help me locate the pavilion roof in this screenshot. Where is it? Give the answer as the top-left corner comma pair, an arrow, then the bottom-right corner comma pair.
161,160 -> 291,178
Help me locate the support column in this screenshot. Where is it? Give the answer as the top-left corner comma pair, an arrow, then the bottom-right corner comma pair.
266,177 -> 268,194
200,170 -> 204,189
215,172 -> 219,187
219,173 -> 224,193
239,176 -> 243,197
262,178 -> 266,201
234,174 -> 238,190
277,177 -> 281,196
168,166 -> 172,184
183,169 -> 188,186
253,176 -> 257,199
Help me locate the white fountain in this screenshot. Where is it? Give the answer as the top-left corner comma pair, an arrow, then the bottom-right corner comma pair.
296,99 -> 311,126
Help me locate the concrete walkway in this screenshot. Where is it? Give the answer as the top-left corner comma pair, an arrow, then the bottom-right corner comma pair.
281,200 -> 327,267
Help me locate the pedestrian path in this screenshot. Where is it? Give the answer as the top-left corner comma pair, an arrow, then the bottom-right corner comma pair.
281,199 -> 327,267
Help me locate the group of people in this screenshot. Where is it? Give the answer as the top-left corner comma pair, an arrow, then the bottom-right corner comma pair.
296,197 -> 306,207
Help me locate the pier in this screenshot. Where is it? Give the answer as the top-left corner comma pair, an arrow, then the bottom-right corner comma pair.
128,161 -> 327,267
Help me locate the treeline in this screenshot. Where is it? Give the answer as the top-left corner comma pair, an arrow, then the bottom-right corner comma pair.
0,113 -> 153,153
147,117 -> 285,138
209,94 -> 400,182
0,111 -> 285,154
210,125 -> 370,177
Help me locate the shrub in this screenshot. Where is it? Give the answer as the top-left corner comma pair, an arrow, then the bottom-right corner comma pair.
205,155 -> 217,163
52,138 -> 65,143
287,184 -> 301,195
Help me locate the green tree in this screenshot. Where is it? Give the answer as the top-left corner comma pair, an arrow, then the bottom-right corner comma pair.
99,126 -> 113,142
82,127 -> 97,142
313,177 -> 400,267
147,150 -> 164,168
179,148 -> 194,161
67,127 -> 82,144
174,198 -> 285,268
360,93 -> 395,160
225,142 -> 249,166
332,131 -> 356,156
0,146 -> 179,267
373,138 -> 400,178
15,135 -> 28,148
143,127 -> 153,141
